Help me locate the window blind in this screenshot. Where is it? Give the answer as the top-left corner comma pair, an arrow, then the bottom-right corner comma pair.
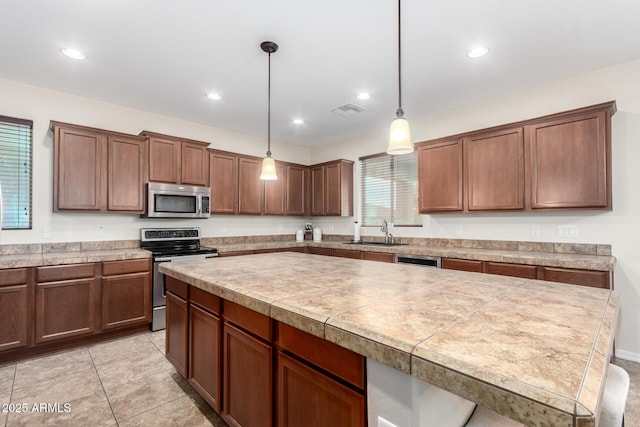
0,115 -> 32,230
360,151 -> 421,227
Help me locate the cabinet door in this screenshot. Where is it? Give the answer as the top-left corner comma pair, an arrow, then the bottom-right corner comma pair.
223,322 -> 272,427
101,272 -> 150,330
310,166 -> 325,216
210,151 -> 238,214
308,247 -> 333,257
149,136 -> 180,183
54,126 -> 106,210
285,164 -> 307,216
324,163 -> 342,216
541,267 -> 610,289
238,156 -> 264,215
35,278 -> 96,343
181,141 -> 209,186
0,277 -> 29,352
361,252 -> 395,263
107,135 -> 145,212
264,162 -> 286,215
277,352 -> 365,427
418,139 -> 463,213
333,249 -> 361,260
189,304 -> 222,412
529,110 -> 609,209
441,258 -> 484,273
465,128 -> 524,210
166,291 -> 189,377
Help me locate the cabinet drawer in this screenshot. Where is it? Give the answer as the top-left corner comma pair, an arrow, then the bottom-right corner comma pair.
0,268 -> 28,286
333,249 -> 361,260
308,247 -> 333,256
223,300 -> 272,341
361,252 -> 395,263
486,262 -> 537,279
36,263 -> 96,282
166,276 -> 189,299
103,258 -> 150,276
278,323 -> 365,390
190,286 -> 221,315
442,258 -> 483,273
541,267 -> 610,289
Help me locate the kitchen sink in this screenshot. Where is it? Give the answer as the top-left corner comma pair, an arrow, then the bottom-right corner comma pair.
344,241 -> 408,247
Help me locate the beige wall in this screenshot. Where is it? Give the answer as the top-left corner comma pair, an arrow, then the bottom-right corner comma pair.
1,58 -> 639,359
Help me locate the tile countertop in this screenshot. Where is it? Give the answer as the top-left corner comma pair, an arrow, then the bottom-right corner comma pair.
211,240 -> 616,271
0,248 -> 151,269
160,252 -> 619,427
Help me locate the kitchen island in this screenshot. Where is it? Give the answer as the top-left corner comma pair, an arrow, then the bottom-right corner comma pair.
159,252 -> 618,427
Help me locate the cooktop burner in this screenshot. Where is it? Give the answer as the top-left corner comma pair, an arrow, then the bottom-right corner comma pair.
140,227 -> 217,257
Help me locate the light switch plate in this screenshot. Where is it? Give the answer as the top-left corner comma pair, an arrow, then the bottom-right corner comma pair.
557,225 -> 579,237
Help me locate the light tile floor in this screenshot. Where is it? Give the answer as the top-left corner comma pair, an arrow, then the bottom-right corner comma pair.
0,331 -> 638,426
0,331 -> 227,426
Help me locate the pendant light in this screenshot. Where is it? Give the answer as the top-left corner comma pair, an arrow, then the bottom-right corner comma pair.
387,0 -> 413,155
260,41 -> 279,180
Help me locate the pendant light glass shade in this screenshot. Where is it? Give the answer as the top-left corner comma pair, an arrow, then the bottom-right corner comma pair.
260,156 -> 277,180
386,0 -> 414,155
387,115 -> 413,155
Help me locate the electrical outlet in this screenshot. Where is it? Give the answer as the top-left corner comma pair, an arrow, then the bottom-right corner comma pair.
455,225 -> 463,235
531,225 -> 541,236
42,227 -> 51,238
95,226 -> 104,237
557,225 -> 579,237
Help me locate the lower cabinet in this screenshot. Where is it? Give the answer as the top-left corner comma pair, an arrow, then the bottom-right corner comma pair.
0,268 -> 30,352
541,266 -> 610,289
35,264 -> 97,344
278,353 -> 364,427
441,258 -> 483,273
164,277 -> 367,427
166,278 -> 189,378
189,288 -> 222,412
101,259 -> 151,330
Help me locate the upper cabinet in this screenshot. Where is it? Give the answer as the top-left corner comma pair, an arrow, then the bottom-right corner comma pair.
237,155 -> 264,215
417,101 -> 615,213
285,164 -> 307,216
263,162 -> 286,215
418,138 -> 463,213
140,131 -> 209,186
310,160 -> 354,217
529,107 -> 611,209
51,121 -> 146,212
209,149 -> 238,214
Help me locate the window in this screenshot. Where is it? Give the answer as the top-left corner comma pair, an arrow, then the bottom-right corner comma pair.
360,151 -> 421,227
0,115 -> 32,230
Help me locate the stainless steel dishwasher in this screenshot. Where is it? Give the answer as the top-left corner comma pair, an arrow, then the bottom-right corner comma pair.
395,254 -> 441,268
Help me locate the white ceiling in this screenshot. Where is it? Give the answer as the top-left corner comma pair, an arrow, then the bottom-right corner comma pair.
2,0 -> 640,147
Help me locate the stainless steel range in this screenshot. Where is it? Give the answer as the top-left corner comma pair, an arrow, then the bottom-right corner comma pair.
140,227 -> 218,331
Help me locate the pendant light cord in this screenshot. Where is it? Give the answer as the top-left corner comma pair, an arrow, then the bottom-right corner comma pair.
396,0 -> 404,119
267,50 -> 272,157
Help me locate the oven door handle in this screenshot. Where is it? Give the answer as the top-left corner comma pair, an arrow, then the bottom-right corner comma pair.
154,256 -> 173,262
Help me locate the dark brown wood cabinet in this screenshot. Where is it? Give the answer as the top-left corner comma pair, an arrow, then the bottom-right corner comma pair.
418,138 -> 463,213
0,268 -> 30,352
486,261 -> 537,279
238,155 -> 264,215
101,259 -> 151,330
223,319 -> 273,427
264,162 -> 286,215
333,249 -> 361,260
285,164 -> 307,216
51,121 -> 146,213
35,263 -> 97,344
442,258 -> 484,273
308,160 -> 354,217
141,131 -> 209,186
417,102 -> 615,213
166,286 -> 189,378
541,266 -> 610,289
465,127 -> 524,211
209,149 -> 239,214
361,252 -> 395,263
189,289 -> 222,412
529,106 -> 612,210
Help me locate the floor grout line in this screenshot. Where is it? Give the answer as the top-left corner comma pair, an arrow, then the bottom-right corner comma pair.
87,348 -> 119,427
4,363 -> 17,427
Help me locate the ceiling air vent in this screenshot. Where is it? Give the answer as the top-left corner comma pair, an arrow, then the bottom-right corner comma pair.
331,103 -> 366,117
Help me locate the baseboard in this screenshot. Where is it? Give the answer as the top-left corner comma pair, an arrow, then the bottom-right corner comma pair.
615,349 -> 640,363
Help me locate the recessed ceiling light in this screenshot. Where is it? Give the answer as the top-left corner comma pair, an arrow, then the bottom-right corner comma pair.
206,93 -> 222,101
292,118 -> 304,125
466,46 -> 489,58
61,48 -> 86,60
357,93 -> 371,100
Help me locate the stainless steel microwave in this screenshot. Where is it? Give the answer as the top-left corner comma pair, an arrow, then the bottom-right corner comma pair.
143,182 -> 211,218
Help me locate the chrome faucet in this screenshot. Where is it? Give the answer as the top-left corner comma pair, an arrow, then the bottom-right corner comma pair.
381,219 -> 392,244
